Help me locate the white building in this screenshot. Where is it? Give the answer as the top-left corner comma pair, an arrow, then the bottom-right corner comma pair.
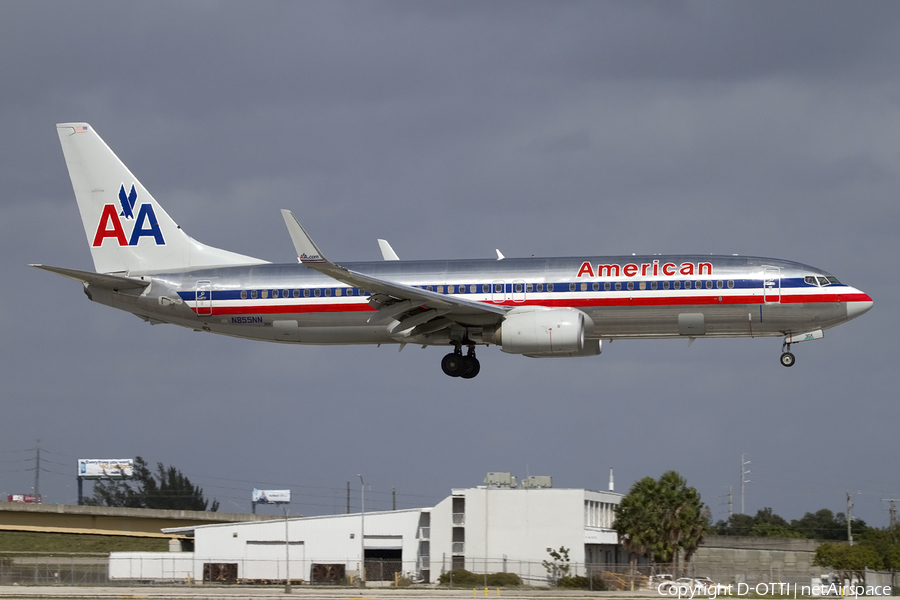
110,476 -> 622,585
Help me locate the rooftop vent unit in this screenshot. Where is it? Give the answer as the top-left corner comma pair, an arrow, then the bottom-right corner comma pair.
521,476 -> 552,489
484,472 -> 517,488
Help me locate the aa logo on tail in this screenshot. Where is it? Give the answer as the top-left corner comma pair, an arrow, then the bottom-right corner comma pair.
92,184 -> 165,247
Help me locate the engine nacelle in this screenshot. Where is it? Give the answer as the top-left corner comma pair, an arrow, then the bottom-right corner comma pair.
494,307 -> 594,355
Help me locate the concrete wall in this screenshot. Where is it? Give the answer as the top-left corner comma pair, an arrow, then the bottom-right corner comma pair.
689,536 -> 823,585
0,503 -> 279,537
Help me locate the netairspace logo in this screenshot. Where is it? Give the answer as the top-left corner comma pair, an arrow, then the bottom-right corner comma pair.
657,582 -> 892,599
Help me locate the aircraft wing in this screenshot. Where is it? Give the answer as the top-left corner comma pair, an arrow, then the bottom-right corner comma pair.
30,264 -> 150,290
280,210 -> 506,332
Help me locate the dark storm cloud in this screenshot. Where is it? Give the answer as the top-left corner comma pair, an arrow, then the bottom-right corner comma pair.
1,1 -> 898,524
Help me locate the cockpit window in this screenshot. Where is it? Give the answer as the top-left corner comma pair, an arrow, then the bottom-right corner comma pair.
806,274 -> 842,287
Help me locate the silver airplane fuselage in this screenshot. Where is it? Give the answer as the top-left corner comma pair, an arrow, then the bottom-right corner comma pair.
91,254 -> 869,347
37,123 -> 873,378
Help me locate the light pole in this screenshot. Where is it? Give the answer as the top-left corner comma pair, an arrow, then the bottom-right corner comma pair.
357,474 -> 365,588
282,505 -> 291,594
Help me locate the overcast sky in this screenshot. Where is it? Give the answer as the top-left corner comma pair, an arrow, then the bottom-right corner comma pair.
2,1 -> 898,528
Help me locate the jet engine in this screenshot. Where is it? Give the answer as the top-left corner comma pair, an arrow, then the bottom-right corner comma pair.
493,307 -> 600,357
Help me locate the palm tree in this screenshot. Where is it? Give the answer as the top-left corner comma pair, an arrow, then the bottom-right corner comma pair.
614,477 -> 659,583
614,472 -> 708,579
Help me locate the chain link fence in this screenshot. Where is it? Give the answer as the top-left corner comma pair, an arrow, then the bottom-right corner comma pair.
0,553 -> 110,585
9,552 -> 897,592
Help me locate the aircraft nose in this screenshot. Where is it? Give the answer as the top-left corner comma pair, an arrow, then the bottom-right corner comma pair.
846,293 -> 873,321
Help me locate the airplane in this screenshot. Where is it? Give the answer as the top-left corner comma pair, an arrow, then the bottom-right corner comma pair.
33,123 -> 873,379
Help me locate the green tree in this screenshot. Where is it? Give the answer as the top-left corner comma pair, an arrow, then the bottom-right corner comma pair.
716,508 -> 803,538
715,513 -> 754,536
792,509 -> 845,540
84,456 -> 219,511
813,542 -> 883,586
614,471 -> 707,577
614,477 -> 660,578
542,546 -> 571,585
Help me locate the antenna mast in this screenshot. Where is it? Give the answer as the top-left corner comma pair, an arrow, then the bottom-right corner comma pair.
740,454 -> 752,515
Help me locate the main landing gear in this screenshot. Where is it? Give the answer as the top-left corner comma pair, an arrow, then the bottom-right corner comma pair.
441,344 -> 481,379
780,341 -> 795,368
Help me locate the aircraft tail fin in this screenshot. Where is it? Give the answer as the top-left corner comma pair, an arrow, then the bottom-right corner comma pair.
56,123 -> 267,274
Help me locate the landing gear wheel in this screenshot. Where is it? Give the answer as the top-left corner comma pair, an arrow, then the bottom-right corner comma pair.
780,352 -> 795,367
460,356 -> 481,379
441,353 -> 463,377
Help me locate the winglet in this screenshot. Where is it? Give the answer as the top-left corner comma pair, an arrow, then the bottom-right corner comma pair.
496,249 -> 505,261
378,239 -> 400,261
280,210 -> 326,263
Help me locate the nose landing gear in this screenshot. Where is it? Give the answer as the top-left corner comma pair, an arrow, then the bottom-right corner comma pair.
441,344 -> 481,379
780,341 -> 795,367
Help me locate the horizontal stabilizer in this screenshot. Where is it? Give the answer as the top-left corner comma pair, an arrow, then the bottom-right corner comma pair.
378,239 -> 400,260
30,264 -> 150,290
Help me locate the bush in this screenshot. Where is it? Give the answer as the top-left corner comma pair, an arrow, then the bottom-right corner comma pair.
486,572 -> 521,587
438,569 -> 521,587
557,574 -> 608,590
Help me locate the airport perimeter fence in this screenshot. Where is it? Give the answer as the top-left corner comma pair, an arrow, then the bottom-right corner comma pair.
0,553 -> 110,585
9,553 -> 898,591
0,552 -> 644,588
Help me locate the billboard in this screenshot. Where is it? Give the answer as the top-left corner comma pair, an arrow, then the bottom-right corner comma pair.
78,459 -> 134,479
252,488 -> 291,504
7,494 -> 41,504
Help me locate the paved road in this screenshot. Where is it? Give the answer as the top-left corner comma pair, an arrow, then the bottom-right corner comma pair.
0,586 -> 659,600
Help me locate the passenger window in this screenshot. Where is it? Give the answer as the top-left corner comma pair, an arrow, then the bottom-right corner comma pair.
615,282 -> 621,291
651,281 -> 657,290
335,288 -> 342,297
547,283 -> 554,292
251,290 -> 258,299
569,283 -> 576,292
261,290 -> 268,299
314,289 -> 320,297
663,281 -> 669,290
437,286 -> 443,294
705,281 -> 712,289
293,290 -> 300,298
727,280 -> 734,289
580,283 -> 587,292
674,281 -> 680,290
272,290 -> 279,298
639,282 -> 646,291
303,289 -> 310,297
448,285 -> 454,294
536,283 -> 544,292
326,289 -> 332,297
604,282 -> 611,291
426,286 -> 433,292
717,280 -> 724,289
515,283 -> 523,293
627,282 -> 634,291
592,282 -> 599,291
241,290 -> 247,300
526,283 -> 533,293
